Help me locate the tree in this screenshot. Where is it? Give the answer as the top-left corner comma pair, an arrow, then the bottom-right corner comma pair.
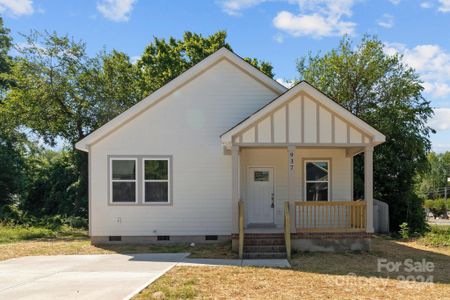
0,17 -> 12,100
138,31 -> 274,95
1,32 -> 137,217
297,36 -> 434,232
416,152 -> 450,199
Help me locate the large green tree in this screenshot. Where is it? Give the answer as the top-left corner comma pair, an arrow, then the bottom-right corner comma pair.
297,36 -> 434,232
138,31 -> 274,95
416,152 -> 450,199
0,17 -> 29,206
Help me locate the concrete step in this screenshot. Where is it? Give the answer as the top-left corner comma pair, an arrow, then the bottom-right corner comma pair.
243,252 -> 287,259
244,245 -> 286,253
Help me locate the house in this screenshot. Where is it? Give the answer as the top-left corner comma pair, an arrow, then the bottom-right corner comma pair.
76,48 -> 386,256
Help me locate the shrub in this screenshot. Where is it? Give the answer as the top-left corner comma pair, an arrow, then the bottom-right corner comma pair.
399,222 -> 410,239
424,199 -> 449,218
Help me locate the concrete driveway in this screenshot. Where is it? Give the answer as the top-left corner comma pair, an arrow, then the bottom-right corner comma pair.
0,253 -> 189,300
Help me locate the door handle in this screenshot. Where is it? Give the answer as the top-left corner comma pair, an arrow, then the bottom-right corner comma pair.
271,193 -> 275,208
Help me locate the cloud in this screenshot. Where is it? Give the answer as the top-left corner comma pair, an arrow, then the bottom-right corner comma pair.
220,0 -> 267,16
438,0 -> 450,12
276,78 -> 295,88
273,33 -> 284,43
420,1 -> 433,8
389,0 -> 401,4
385,43 -> 450,98
377,13 -> 394,28
273,0 -> 356,38
96,0 -> 136,22
0,0 -> 34,16
429,108 -> 450,131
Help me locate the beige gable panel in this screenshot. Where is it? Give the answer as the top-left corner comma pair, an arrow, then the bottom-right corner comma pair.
364,136 -> 370,144
349,127 -> 362,143
242,127 -> 256,143
273,106 -> 286,143
319,106 -> 332,143
334,117 -> 347,143
288,98 -> 302,143
303,97 -> 317,143
257,116 -> 272,143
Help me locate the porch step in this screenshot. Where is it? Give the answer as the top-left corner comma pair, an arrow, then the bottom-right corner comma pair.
243,252 -> 287,259
244,245 -> 286,253
243,233 -> 287,259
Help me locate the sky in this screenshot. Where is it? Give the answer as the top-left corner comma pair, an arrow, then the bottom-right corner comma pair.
1,0 -> 450,152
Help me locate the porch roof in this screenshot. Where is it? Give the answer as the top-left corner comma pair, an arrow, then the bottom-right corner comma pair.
221,81 -> 385,148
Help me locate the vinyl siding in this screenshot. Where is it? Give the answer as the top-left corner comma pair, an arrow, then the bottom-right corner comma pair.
240,148 -> 352,227
90,59 -> 279,236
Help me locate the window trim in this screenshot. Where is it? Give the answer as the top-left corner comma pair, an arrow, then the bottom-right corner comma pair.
142,158 -> 171,204
304,159 -> 330,202
109,157 -> 138,204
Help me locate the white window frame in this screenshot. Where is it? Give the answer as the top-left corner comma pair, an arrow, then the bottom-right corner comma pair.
110,158 -> 138,204
142,158 -> 171,204
304,159 -> 330,202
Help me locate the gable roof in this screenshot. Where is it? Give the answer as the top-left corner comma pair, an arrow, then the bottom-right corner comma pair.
75,47 -> 287,152
220,81 -> 386,145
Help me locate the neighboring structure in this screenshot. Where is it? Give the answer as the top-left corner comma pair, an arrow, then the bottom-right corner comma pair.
76,48 -> 386,254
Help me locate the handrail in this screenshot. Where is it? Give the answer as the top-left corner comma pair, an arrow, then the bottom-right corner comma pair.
295,200 -> 366,233
284,201 -> 291,260
238,200 -> 244,259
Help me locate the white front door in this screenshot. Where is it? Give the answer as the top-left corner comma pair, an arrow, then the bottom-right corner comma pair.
247,167 -> 274,224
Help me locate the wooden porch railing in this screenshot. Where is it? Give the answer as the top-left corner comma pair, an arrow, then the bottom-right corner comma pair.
295,200 -> 366,233
238,200 -> 244,259
284,201 -> 291,260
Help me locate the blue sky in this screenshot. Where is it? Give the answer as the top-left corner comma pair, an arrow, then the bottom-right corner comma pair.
1,0 -> 450,152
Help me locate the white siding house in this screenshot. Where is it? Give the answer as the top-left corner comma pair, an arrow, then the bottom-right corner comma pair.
76,48 -> 385,252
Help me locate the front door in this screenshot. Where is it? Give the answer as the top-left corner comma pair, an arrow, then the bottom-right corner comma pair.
247,167 -> 274,224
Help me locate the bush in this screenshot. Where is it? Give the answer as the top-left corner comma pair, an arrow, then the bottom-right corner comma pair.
419,225 -> 450,247
0,204 -> 87,230
399,222 -> 410,239
424,199 -> 449,218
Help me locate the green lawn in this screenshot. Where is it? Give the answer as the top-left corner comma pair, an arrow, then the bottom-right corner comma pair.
418,225 -> 450,247
0,224 -> 87,243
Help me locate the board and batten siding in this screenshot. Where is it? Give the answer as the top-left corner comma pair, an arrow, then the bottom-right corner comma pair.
234,93 -> 372,145
89,59 -> 279,236
240,148 -> 352,227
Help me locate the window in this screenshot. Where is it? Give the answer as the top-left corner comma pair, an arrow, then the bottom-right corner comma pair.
254,171 -> 269,182
144,159 -> 170,203
110,159 -> 137,203
305,160 -> 329,201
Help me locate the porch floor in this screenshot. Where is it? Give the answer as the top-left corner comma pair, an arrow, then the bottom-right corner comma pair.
245,224 -> 283,234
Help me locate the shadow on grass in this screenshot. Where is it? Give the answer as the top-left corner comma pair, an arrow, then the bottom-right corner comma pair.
290,236 -> 450,284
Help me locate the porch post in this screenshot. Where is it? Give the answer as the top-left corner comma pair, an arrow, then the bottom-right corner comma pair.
288,145 -> 297,231
364,145 -> 374,233
232,145 -> 240,233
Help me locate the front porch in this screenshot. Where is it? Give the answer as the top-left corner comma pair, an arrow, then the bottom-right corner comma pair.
220,83 -> 385,256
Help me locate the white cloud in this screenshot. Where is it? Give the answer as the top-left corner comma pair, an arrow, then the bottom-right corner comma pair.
273,0 -> 356,38
220,0 -> 266,16
0,0 -> 34,16
389,0 -> 401,4
273,33 -> 284,43
276,78 -> 295,88
377,13 -> 394,28
438,0 -> 450,12
96,0 -> 136,22
420,1 -> 433,8
429,108 -> 450,131
385,43 -> 450,98
220,0 -> 357,38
